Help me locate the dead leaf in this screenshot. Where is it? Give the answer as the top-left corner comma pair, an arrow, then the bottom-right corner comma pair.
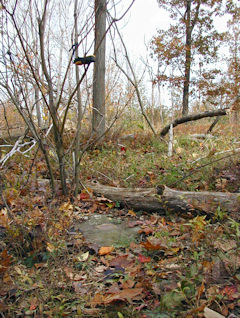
129,241 -> 142,253
73,282 -> 88,295
138,254 -> 151,263
29,298 -> 38,311
0,250 -> 11,273
109,255 -> 132,268
106,282 -> 121,294
197,282 -> 205,299
220,285 -> 240,301
94,265 -> 107,273
127,210 -> 136,217
98,246 -> 115,256
78,191 -> 91,200
139,227 -> 154,235
141,237 -> 168,251
59,201 -> 73,214
103,288 -> 143,304
75,251 -> 89,262
204,306 -> 225,318
214,240 -> 237,252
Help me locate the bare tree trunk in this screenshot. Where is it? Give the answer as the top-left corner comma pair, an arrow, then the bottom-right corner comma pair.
35,85 -> 43,129
92,0 -> 106,141
38,0 -> 68,195
74,0 -> 82,196
182,0 -> 191,116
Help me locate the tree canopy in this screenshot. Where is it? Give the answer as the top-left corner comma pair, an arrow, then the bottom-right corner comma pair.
151,0 -> 225,115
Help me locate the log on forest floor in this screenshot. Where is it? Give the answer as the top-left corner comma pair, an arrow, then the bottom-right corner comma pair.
86,181 -> 240,215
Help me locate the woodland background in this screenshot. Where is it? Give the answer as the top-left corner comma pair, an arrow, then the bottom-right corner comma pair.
0,0 -> 240,317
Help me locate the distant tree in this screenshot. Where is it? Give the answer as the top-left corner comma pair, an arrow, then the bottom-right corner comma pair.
226,2 -> 240,102
151,0 -> 224,116
225,1 -> 240,130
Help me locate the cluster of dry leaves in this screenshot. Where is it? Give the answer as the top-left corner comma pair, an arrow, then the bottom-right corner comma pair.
0,179 -> 239,317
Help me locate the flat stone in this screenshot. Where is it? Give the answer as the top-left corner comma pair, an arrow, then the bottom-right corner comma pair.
74,214 -> 140,247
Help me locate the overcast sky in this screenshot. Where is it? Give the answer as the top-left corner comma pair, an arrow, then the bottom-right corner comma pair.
112,0 -> 229,106
117,0 -> 228,59
118,0 -> 169,59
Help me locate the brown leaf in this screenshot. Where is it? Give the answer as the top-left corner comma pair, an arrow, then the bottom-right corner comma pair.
141,237 -> 167,251
106,282 -> 121,294
109,255 -> 132,268
139,227 -> 154,235
0,250 -> 11,273
103,288 -> 143,304
73,282 -> 88,295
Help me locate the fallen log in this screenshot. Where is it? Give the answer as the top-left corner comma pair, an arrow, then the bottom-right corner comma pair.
86,181 -> 240,215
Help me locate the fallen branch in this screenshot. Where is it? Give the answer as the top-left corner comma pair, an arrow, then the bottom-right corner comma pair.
86,181 -> 240,215
160,108 -> 229,137
160,95 -> 240,137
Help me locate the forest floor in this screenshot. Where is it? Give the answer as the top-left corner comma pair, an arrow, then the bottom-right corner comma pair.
0,120 -> 240,317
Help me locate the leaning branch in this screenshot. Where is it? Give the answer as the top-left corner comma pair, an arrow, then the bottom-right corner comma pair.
161,95 -> 240,137
160,108 -> 229,137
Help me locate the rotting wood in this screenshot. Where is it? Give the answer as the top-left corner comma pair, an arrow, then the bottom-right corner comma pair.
86,181 -> 240,215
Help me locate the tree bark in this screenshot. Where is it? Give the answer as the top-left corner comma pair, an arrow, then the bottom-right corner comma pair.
74,0 -> 82,196
182,0 -> 201,116
182,0 -> 191,116
160,108 -> 229,137
92,0 -> 106,141
86,181 -> 240,215
38,0 -> 67,195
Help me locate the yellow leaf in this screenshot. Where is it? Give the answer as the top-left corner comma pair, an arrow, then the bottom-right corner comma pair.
76,251 -> 89,262
46,242 -> 55,252
59,201 -> 73,213
14,266 -> 23,275
128,210 -> 136,217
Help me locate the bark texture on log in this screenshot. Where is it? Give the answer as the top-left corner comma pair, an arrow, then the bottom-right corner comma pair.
86,181 -> 240,215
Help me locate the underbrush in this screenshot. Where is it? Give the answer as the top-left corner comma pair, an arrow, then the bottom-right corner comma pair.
0,122 -> 240,317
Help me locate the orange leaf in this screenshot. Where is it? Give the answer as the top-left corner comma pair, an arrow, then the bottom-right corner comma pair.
141,239 -> 166,251
197,282 -> 205,299
98,246 -> 115,256
138,254 -> 151,263
29,299 -> 37,311
79,191 -> 90,200
220,285 -> 240,300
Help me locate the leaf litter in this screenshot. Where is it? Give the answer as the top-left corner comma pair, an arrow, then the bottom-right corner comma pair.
0,157 -> 240,317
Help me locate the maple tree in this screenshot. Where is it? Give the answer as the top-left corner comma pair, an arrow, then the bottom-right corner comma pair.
151,0 -> 225,116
